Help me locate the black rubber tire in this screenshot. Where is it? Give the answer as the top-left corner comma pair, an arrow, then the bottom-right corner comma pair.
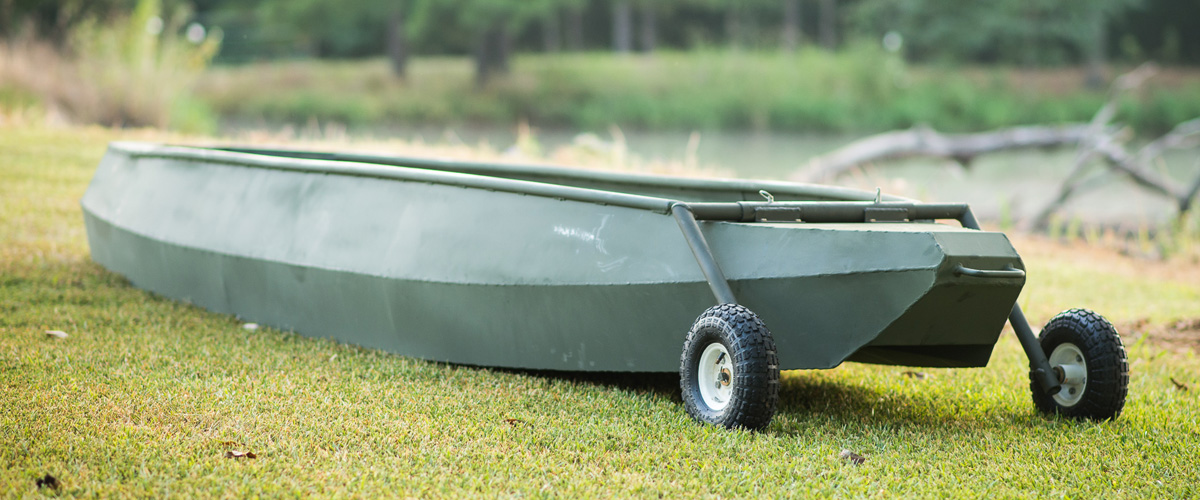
679,304 -> 780,430
1030,308 -> 1129,420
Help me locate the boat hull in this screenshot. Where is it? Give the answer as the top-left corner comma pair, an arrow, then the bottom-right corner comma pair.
82,143 -> 1025,372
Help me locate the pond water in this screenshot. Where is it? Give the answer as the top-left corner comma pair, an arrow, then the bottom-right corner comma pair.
221,121 -> 1197,227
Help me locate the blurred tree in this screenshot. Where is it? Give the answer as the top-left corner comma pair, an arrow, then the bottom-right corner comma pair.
724,2 -> 741,47
781,0 -> 800,51
704,0 -> 775,48
1110,0 -> 1200,65
638,0 -> 655,52
611,0 -> 671,54
387,5 -> 409,77
0,0 -> 11,37
818,0 -> 836,49
612,0 -> 632,52
253,0 -> 410,76
563,4 -> 583,50
53,0 -> 1189,72
411,0 -> 569,85
534,0 -> 587,52
540,6 -> 560,51
257,0 -> 387,57
850,0 -> 1140,74
1,0 -> 136,43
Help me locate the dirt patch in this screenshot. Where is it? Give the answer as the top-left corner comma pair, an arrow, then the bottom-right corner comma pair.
1008,234 -> 1200,287
1117,317 -> 1200,353
952,66 -> 1200,95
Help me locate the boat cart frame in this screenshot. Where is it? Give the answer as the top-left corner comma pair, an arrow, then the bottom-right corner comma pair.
668,199 -> 1061,396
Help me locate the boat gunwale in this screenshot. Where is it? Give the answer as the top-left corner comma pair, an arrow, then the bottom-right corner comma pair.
108,142 -> 912,217
212,145 -> 912,203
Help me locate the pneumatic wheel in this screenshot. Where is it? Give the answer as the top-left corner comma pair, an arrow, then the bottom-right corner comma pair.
1031,308 -> 1129,420
680,304 -> 780,430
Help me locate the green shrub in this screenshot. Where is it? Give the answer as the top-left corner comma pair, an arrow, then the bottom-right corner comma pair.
194,48 -> 1200,134
0,0 -> 221,132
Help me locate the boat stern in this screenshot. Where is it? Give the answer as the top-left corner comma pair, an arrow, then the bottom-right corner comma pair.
845,230 -> 1025,367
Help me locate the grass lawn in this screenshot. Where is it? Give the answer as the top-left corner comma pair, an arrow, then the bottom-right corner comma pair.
2,124 -> 1199,497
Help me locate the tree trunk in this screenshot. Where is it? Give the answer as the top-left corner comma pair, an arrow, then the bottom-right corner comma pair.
386,9 -> 408,78
725,6 -> 741,48
474,23 -> 511,87
0,0 -> 12,39
542,9 -> 561,53
781,0 -> 800,51
1084,6 -> 1107,89
497,24 -> 511,73
474,31 -> 490,88
819,0 -> 837,50
638,4 -> 656,53
612,1 -> 633,53
565,6 -> 584,51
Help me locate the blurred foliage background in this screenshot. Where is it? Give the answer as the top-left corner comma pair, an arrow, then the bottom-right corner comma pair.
2,0 -> 1199,134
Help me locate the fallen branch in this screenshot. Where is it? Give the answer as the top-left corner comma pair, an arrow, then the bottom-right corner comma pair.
791,124 -> 1093,183
1094,140 -> 1184,200
785,62 -> 1199,228
1031,116 -> 1200,228
1185,160 -> 1200,213
1136,117 -> 1200,162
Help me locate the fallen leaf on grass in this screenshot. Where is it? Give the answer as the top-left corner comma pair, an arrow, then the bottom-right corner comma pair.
224,450 -> 257,459
45,330 -> 68,339
839,449 -> 866,465
220,441 -> 244,447
35,474 -> 60,490
503,418 -> 526,427
34,472 -> 58,489
1116,317 -> 1200,352
901,371 -> 927,380
1171,378 -> 1190,391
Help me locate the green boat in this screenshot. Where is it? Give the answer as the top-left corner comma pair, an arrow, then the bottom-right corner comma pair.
82,142 -> 1129,429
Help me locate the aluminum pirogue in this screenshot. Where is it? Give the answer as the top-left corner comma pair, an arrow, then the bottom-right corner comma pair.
82,142 -> 1130,429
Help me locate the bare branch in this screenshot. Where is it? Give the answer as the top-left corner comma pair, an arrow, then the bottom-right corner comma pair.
1136,117 -> 1200,164
1183,158 -> 1200,213
1033,120 -> 1200,225
784,61 -> 1197,226
791,124 -> 1092,183
1093,140 -> 1185,199
1112,62 -> 1159,94
1077,63 -> 1155,140
1027,148 -> 1102,230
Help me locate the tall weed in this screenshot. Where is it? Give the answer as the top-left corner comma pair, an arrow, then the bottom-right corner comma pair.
0,0 -> 220,132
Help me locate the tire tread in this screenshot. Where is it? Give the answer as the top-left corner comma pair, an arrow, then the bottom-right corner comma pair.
1030,308 -> 1129,420
680,304 -> 780,430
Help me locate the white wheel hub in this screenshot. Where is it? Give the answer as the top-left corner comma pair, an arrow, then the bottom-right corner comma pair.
1049,343 -> 1088,407
697,342 -> 734,411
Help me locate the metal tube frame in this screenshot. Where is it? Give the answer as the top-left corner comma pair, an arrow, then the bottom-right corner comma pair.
671,200 -> 1061,395
671,203 -> 738,305
956,209 -> 1060,395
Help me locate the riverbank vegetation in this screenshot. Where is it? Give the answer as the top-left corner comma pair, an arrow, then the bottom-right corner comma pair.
196,49 -> 1200,134
4,1 -> 1200,136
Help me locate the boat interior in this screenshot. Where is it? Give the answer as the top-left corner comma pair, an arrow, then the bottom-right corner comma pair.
216,146 -> 886,204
